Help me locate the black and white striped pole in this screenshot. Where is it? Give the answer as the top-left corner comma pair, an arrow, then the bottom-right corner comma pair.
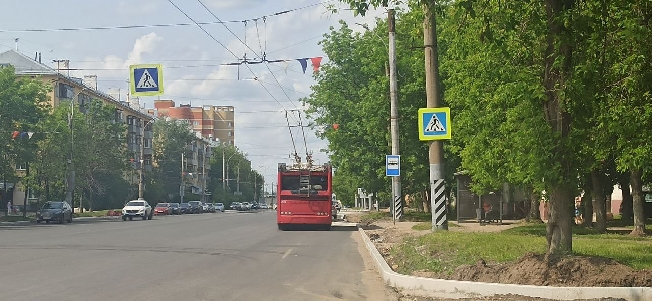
421,2 -> 449,231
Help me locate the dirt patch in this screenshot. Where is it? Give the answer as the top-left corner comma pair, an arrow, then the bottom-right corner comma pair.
359,218 -> 652,288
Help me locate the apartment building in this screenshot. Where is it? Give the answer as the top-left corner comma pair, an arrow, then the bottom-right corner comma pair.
182,133 -> 219,202
0,49 -> 154,207
149,100 -> 235,145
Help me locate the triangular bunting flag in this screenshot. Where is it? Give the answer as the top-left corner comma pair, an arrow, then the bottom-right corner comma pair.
20,132 -> 28,139
27,132 -> 34,139
310,57 -> 323,73
297,58 -> 308,74
12,131 -> 19,139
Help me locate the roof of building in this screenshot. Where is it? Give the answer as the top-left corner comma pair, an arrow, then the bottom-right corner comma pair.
0,49 -> 155,120
0,50 -> 57,75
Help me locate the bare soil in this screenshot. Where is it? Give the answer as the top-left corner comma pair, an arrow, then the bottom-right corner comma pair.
346,211 -> 651,300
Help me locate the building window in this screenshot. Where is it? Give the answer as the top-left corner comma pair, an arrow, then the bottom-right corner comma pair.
58,83 -> 74,99
128,134 -> 136,144
228,122 -> 232,128
127,116 -> 134,125
16,163 -> 27,170
144,138 -> 151,148
228,131 -> 233,137
193,121 -> 200,127
78,94 -> 91,112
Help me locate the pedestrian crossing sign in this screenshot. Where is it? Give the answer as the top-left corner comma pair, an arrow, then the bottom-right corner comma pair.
130,64 -> 164,96
418,107 -> 451,141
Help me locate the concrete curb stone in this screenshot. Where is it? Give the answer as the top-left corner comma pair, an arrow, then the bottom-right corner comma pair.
358,227 -> 651,301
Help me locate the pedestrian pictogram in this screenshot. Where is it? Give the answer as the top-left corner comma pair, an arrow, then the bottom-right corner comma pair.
130,64 -> 164,96
418,107 -> 451,141
136,69 -> 157,89
424,114 -> 445,132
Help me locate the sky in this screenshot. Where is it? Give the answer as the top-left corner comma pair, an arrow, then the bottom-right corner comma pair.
0,0 -> 384,190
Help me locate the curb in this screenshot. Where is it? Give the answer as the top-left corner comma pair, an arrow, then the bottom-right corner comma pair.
358,227 -> 651,300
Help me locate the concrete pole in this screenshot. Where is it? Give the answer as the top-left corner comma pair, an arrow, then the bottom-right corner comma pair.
180,152 -> 184,203
138,119 -> 145,199
222,147 -> 226,191
202,145 -> 206,203
424,3 -> 447,231
388,9 -> 402,222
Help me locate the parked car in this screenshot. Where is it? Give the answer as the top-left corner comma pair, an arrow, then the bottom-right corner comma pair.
201,202 -> 210,212
154,203 -> 171,215
179,203 -> 191,214
36,201 -> 73,224
121,199 -> 153,221
187,201 -> 203,214
251,202 -> 259,210
205,203 -> 216,213
169,203 -> 181,215
259,203 -> 268,209
230,202 -> 241,210
214,203 -> 225,212
240,202 -> 251,211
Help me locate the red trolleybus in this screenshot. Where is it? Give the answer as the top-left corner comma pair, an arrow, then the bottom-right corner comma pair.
276,159 -> 333,231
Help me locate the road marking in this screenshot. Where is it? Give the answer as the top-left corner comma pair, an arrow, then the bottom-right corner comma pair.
282,248 -> 293,259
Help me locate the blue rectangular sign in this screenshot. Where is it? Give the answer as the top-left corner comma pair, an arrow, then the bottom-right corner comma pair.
386,155 -> 400,177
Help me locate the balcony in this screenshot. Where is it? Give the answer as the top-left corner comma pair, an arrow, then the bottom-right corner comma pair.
143,147 -> 153,155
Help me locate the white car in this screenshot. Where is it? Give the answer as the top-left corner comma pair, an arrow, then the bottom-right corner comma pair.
121,199 -> 153,221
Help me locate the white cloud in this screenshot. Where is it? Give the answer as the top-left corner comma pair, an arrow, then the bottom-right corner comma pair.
126,33 -> 164,65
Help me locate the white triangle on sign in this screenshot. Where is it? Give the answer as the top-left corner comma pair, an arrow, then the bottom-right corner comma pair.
425,114 -> 445,132
136,69 -> 158,89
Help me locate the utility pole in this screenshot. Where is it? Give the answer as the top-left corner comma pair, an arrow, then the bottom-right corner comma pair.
388,9 -> 402,222
202,145 -> 207,203
424,3 -> 447,230
138,119 -> 145,199
236,166 -> 240,193
180,152 -> 185,203
222,148 -> 226,192
65,97 -> 75,209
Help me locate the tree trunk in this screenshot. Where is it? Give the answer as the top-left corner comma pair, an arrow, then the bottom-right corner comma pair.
583,189 -> 594,227
629,169 -> 646,236
527,191 -> 541,222
546,186 -> 574,254
619,175 -> 633,225
422,189 -> 431,213
542,0 -> 575,255
591,169 -> 607,233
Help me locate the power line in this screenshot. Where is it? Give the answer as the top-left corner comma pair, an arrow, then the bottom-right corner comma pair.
0,1 -> 334,33
167,0 -> 301,127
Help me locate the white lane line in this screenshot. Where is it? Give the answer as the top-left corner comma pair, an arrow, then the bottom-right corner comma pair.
282,248 -> 293,259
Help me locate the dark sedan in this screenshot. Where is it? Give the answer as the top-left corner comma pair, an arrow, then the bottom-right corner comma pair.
179,203 -> 191,214
36,201 -> 73,224
169,202 -> 181,215
187,201 -> 203,214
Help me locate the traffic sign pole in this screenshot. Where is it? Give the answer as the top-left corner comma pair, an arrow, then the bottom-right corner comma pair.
424,4 -> 447,231
388,9 -> 402,223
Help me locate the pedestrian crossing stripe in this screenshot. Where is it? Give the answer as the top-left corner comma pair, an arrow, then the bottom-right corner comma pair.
418,107 -> 451,141
130,64 -> 164,96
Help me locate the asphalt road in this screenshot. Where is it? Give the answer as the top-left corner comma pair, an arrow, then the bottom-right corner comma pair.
0,210 -> 394,301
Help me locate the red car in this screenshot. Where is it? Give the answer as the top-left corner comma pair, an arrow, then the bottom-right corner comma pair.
154,203 -> 171,215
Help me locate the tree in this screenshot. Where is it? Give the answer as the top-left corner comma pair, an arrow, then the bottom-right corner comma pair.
148,119 -> 196,202
0,65 -> 49,213
75,100 -> 128,210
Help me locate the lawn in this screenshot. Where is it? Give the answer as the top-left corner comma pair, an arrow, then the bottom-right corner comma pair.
387,221 -> 652,276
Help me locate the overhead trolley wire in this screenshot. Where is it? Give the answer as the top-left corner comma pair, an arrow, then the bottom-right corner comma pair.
0,1 -> 334,33
167,0 -> 301,127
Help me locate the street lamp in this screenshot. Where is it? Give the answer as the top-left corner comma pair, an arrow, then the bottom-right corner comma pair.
65,86 -> 90,209
222,149 -> 237,191
138,119 -> 154,199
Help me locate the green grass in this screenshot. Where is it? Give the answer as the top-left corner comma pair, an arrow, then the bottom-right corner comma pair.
412,221 -> 460,231
390,222 -> 652,276
74,210 -> 114,217
0,215 -> 34,222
